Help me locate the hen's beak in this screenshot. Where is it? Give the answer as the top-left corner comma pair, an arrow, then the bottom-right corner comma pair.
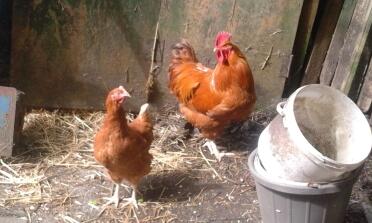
122,90 -> 131,98
123,90 -> 132,98
213,47 -> 217,52
118,86 -> 131,98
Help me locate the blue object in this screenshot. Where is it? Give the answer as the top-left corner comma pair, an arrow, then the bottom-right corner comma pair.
0,95 -> 10,128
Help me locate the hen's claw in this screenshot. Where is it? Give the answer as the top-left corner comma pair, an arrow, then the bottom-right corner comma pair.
202,140 -> 235,162
102,183 -> 120,208
203,140 -> 223,161
122,189 -> 138,209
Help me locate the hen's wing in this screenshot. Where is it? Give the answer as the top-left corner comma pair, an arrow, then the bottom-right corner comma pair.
169,39 -> 214,105
206,86 -> 256,119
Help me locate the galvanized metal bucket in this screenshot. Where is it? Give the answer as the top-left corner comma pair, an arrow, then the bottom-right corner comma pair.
257,84 -> 372,182
249,150 -> 361,223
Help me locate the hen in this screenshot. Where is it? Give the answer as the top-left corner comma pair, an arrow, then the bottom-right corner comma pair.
94,86 -> 153,210
168,32 -> 256,160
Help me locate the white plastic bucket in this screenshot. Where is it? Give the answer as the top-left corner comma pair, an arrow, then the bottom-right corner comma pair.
257,84 -> 372,182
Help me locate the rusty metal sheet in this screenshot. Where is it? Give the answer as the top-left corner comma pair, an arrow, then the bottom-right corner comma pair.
11,0 -> 303,110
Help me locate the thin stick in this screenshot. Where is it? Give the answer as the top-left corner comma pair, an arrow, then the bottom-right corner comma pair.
261,46 -> 273,70
198,148 -> 222,180
145,20 -> 160,100
229,0 -> 237,27
25,208 -> 31,223
132,206 -> 140,223
61,215 -> 80,223
74,115 -> 93,131
0,169 -> 13,179
0,160 -> 20,177
159,187 -> 166,200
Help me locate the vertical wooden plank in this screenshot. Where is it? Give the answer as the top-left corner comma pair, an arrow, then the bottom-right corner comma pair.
331,0 -> 372,93
320,0 -> 357,85
357,58 -> 372,112
301,0 -> 343,85
282,0 -> 319,96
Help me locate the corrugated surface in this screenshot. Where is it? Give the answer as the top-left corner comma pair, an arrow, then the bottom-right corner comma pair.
11,0 -> 303,110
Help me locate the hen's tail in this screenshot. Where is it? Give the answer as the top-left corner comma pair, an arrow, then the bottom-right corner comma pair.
131,103 -> 153,143
138,103 -> 151,123
170,39 -> 198,64
168,39 -> 198,84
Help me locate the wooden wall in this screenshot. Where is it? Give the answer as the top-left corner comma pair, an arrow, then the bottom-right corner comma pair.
10,0 -> 304,111
285,0 -> 372,122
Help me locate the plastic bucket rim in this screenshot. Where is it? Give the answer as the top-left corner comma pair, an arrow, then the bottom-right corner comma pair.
248,149 -> 361,195
281,84 -> 372,169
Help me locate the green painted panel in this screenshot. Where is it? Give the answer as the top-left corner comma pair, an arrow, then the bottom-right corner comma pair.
11,0 -> 161,110
156,0 -> 304,109
11,0 -> 303,110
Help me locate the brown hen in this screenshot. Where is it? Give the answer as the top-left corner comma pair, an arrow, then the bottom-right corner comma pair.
94,86 -> 153,209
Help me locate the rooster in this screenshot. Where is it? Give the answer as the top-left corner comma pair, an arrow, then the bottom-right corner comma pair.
168,32 -> 256,161
94,86 -> 153,210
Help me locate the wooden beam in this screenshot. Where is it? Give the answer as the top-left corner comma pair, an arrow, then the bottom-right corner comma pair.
331,0 -> 372,93
282,0 -> 320,96
357,57 -> 372,112
319,0 -> 357,86
301,0 -> 343,85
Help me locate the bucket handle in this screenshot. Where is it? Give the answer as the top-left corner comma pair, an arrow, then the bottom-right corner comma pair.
276,101 -> 286,117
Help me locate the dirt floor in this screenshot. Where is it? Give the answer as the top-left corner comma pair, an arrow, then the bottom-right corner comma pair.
0,105 -> 370,223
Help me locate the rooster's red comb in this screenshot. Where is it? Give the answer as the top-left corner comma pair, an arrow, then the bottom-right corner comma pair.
215,31 -> 232,47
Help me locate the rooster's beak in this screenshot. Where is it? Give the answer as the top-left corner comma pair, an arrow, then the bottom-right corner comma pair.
213,47 -> 217,52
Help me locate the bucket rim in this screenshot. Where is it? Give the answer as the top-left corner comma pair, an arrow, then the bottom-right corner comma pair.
281,84 -> 372,169
248,149 -> 361,195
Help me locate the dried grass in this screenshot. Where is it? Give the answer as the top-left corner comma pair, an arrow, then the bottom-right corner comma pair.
0,104 -> 277,222
0,107 -> 206,208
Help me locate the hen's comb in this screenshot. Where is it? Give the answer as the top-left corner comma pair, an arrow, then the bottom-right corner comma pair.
215,31 -> 232,47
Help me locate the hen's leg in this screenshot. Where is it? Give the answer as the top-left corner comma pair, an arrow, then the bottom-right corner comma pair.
102,183 -> 120,208
122,186 -> 138,209
203,139 -> 235,162
97,183 -> 121,217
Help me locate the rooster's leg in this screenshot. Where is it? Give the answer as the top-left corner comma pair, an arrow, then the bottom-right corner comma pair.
122,186 -> 138,209
203,139 -> 235,162
102,183 -> 120,208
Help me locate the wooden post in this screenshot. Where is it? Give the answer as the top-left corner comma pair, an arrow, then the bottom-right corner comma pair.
320,0 -> 358,86
331,0 -> 372,93
301,0 -> 344,85
357,58 -> 372,113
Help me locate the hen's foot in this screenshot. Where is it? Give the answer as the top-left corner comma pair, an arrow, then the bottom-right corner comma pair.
202,139 -> 235,161
102,183 -> 120,208
122,188 -> 138,210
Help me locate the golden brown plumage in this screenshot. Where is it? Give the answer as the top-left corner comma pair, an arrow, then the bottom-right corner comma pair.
168,32 -> 256,160
169,32 -> 256,138
94,86 -> 153,209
